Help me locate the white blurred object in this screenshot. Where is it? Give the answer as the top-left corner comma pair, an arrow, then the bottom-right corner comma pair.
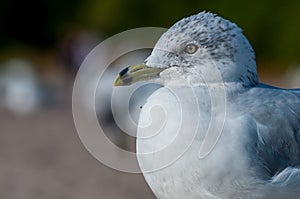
285,64 -> 300,88
0,59 -> 39,115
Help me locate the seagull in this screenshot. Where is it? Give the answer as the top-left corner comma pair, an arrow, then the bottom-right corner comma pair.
113,11 -> 300,199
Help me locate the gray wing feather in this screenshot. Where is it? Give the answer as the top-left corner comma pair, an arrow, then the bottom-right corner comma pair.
236,86 -> 300,196
237,86 -> 300,177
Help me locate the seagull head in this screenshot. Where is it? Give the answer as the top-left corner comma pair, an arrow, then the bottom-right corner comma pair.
114,11 -> 258,87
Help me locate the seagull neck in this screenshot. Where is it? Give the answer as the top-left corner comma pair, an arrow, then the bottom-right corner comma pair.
174,81 -> 251,96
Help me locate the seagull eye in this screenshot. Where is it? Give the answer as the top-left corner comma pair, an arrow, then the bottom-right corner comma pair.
184,44 -> 198,54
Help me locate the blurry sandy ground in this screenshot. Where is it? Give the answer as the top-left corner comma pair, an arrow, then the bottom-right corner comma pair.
0,105 -> 155,199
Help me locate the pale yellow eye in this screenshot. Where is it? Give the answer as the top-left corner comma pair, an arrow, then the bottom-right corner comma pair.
184,44 -> 198,54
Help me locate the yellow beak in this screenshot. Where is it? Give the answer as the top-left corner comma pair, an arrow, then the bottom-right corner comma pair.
113,63 -> 165,86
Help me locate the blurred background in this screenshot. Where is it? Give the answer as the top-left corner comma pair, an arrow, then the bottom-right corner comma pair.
0,0 -> 299,199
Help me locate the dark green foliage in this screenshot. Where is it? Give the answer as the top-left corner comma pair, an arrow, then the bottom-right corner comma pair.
0,0 -> 300,63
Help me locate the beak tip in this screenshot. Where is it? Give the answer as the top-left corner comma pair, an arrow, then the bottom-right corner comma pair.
113,75 -> 124,86
113,75 -> 121,86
